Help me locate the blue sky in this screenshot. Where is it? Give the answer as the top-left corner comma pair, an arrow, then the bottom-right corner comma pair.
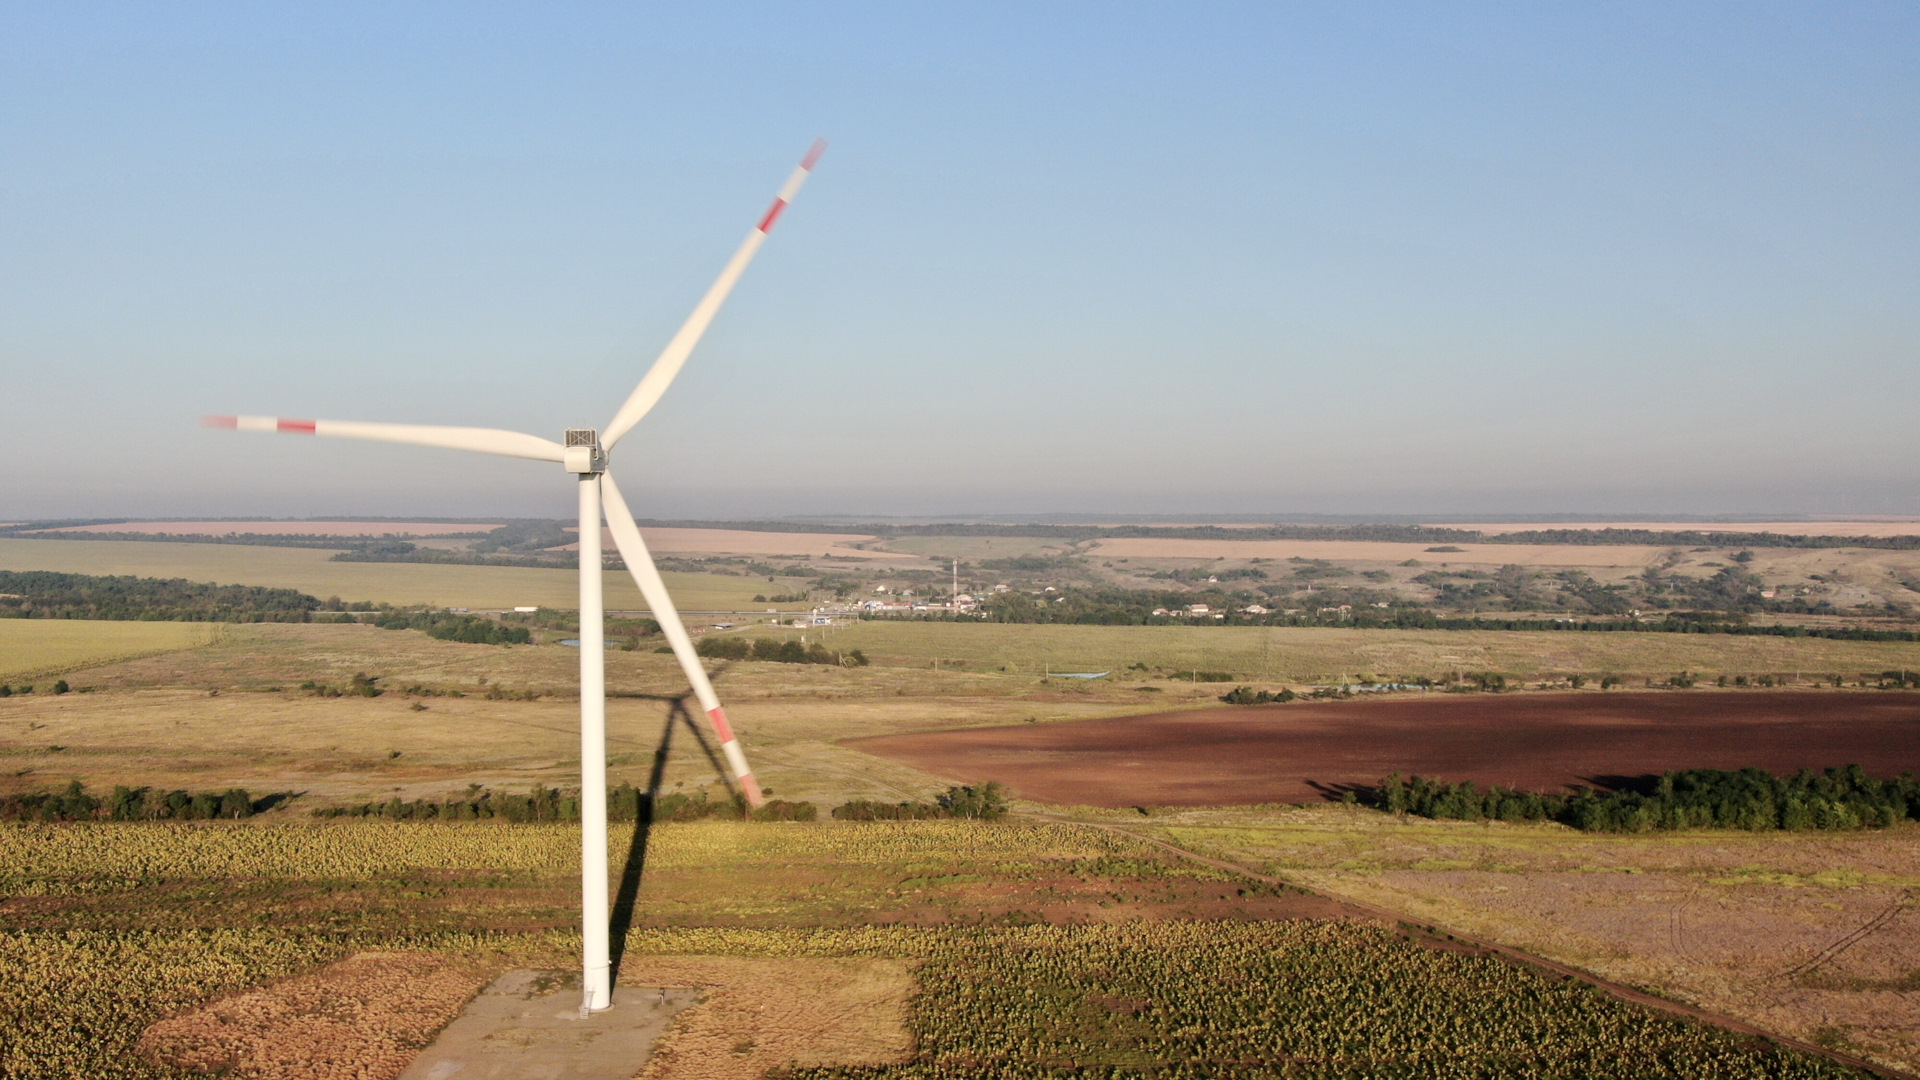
3,3 -> 1916,520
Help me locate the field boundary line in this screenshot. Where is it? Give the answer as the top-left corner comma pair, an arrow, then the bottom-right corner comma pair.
1058,816 -> 1918,1080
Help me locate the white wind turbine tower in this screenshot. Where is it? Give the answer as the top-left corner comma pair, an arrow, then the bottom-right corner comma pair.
204,140 -> 825,1012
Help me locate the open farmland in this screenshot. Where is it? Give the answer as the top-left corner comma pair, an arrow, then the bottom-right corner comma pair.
5,617 -> 1919,1075
1085,536 -> 1674,568
0,538 -> 803,610
0,621 -> 225,681
1434,520 -> 1920,538
0,820 -> 1883,1080
848,692 -> 1920,806
809,620 -> 1920,683
1127,804 -> 1920,1074
14,620 -> 1920,807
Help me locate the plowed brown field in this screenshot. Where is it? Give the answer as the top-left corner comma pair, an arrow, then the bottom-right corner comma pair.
847,691 -> 1920,806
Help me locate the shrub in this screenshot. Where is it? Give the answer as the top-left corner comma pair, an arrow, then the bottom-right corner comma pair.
835,783 -> 1008,822
1219,686 -> 1295,705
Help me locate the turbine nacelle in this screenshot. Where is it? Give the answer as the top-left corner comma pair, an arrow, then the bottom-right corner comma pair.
563,429 -> 605,475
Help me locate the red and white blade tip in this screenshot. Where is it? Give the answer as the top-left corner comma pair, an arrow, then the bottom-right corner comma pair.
756,139 -> 827,235
201,414 -> 316,434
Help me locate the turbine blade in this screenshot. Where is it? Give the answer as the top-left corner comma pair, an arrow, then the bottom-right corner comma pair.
601,139 -> 826,450
599,470 -> 765,807
202,415 -> 566,462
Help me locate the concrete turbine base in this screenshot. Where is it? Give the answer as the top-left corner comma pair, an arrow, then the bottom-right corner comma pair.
398,969 -> 697,1080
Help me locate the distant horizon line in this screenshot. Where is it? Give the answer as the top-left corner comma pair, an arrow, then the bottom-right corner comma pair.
9,512 -> 1920,528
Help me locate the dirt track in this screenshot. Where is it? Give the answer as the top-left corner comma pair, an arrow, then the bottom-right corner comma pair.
847,691 -> 1920,806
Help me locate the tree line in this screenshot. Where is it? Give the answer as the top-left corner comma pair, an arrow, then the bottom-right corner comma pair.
0,571 -> 320,622
371,610 -> 531,645
1366,766 -> 1920,832
693,635 -> 868,666
0,781 -> 292,822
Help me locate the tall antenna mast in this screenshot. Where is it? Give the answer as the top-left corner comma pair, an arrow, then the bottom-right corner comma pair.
952,557 -> 959,616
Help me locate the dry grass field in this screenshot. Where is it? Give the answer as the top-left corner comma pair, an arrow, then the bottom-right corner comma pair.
0,620 -> 225,681
0,623 -> 1149,805
0,538 -> 803,610
812,620 -> 1920,683
1123,805 -> 1920,1073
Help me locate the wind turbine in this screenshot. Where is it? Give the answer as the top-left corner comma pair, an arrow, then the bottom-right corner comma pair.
203,140 -> 825,1012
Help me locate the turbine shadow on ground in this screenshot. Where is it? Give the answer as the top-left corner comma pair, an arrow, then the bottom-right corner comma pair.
608,683 -> 740,987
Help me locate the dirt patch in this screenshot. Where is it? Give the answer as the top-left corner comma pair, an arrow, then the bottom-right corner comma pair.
848,691 -> 1920,806
632,955 -> 913,1080
138,951 -> 496,1080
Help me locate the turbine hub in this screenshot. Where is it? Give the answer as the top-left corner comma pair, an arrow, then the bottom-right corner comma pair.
563,429 -> 605,474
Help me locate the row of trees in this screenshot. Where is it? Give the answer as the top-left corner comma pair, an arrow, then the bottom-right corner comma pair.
0,680 -> 69,697
0,782 -> 287,822
371,610 -> 532,645
1369,766 -> 1920,832
693,636 -> 868,666
0,571 -> 321,622
13,780 -> 1005,825
311,783 -> 819,823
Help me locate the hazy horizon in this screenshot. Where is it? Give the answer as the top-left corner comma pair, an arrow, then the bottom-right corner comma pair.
5,4 -> 1916,522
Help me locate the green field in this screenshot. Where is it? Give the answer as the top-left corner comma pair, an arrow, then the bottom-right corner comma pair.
806,620 -> 1920,682
0,621 -> 225,681
0,538 -> 804,612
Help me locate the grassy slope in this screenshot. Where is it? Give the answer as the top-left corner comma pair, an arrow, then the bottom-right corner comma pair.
0,538 -> 804,611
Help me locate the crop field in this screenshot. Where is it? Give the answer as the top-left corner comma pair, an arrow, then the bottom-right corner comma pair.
1125,804 -> 1920,1073
0,819 -> 1880,1080
809,620 -> 1920,683
0,538 -> 801,610
850,692 -> 1920,806
0,620 -> 225,681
